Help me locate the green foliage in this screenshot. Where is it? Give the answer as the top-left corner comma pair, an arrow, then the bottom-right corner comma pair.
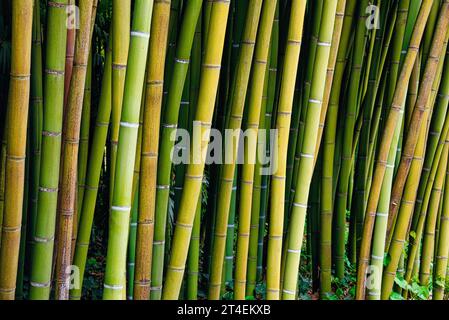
393,274 -> 431,300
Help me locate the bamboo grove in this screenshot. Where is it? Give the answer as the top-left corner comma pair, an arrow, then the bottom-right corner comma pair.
1,0 -> 449,301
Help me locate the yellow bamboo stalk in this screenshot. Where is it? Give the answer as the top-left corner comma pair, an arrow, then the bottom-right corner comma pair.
266,0 -> 306,300
161,0 -> 230,300
0,0 -> 33,300
134,0 -> 171,300
208,0 -> 263,300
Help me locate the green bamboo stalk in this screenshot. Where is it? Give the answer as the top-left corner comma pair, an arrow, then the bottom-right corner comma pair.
29,0 -> 69,300
55,0 -> 95,299
255,5 -> 279,284
322,0 -> 358,282
133,0 -> 171,301
282,0 -> 338,300
151,0 -> 203,300
70,34 -> 112,300
127,189 -> 139,299
420,144 -> 449,286
319,0 -> 352,296
433,147 -> 449,300
110,0 -> 131,202
246,54 -> 271,296
27,0 -> 44,254
16,139 -> 30,299
334,0 -> 369,278
385,1 -> 449,251
0,131 -> 5,248
185,15 -> 202,300
314,0 -> 347,162
355,0 -> 434,299
103,0 -> 154,300
186,195 -> 201,300
404,101 -> 449,293
162,0 -> 230,300
162,0 -> 181,115
208,0 -> 263,300
266,0 -> 306,300
380,7 -> 449,297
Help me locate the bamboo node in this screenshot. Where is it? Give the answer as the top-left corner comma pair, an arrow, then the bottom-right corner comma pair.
34,235 -> 55,243
111,205 -> 131,212
134,280 -> 150,286
292,202 -> 307,209
309,98 -> 322,105
287,249 -> 301,254
175,222 -> 193,229
254,59 -> 267,65
185,174 -> 203,181
174,57 -> 190,64
130,31 -> 150,39
45,68 -> 65,76
47,1 -> 67,8
39,186 -> 58,193
282,289 -> 296,295
238,233 -> 250,238
167,265 -> 185,273
147,80 -> 163,86
300,153 -> 314,159
103,283 -> 124,290
30,281 -> 51,288
42,130 -> 62,137
150,286 -> 162,291
2,226 -> 21,233
6,154 -> 26,162
10,73 -> 31,80
317,41 -> 331,47
202,63 -> 221,70
120,121 -> 139,129
287,39 -> 302,46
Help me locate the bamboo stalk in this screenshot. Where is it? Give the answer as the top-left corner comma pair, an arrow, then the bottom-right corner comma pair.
208,0 -> 263,301
70,34 -> 113,300
161,0 -> 230,300
282,0 -> 338,300
110,0 -> 131,203
355,0 -> 434,299
151,0 -> 203,300
385,1 -> 449,250
266,0 -> 306,300
433,144 -> 449,300
55,0 -> 95,299
133,0 -> 171,300
0,0 -> 33,301
103,0 -> 154,300
29,0 -> 69,300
